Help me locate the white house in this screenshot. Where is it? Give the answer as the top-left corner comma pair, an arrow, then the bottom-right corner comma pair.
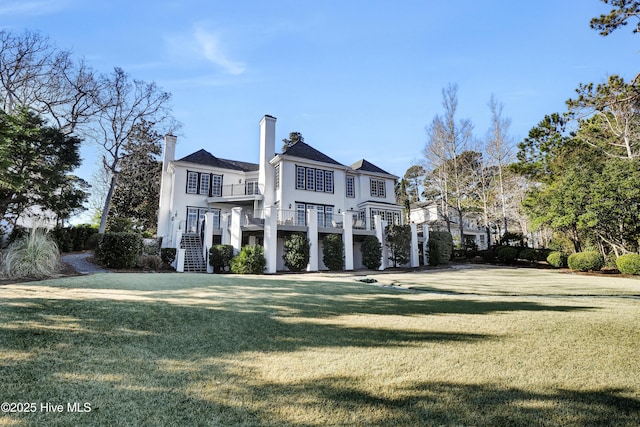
409,201 -> 489,250
157,115 -> 420,273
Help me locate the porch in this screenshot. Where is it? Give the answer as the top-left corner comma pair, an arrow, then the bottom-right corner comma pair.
170,206 -> 419,274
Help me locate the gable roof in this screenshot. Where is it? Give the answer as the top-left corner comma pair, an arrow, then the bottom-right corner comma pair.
177,149 -> 259,172
351,159 -> 393,176
282,141 -> 343,166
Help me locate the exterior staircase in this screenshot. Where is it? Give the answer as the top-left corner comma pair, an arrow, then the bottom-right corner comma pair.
180,234 -> 207,273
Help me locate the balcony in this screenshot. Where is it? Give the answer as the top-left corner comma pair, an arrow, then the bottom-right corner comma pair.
207,183 -> 263,203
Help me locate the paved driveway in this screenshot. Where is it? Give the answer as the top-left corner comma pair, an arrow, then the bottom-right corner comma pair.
61,252 -> 110,275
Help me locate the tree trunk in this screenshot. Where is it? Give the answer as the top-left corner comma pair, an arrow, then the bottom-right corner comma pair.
98,174 -> 118,234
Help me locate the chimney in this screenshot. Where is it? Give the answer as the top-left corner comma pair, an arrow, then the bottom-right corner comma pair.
259,115 -> 276,207
162,134 -> 177,172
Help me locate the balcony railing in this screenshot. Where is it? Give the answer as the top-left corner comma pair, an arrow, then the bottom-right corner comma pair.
211,183 -> 263,198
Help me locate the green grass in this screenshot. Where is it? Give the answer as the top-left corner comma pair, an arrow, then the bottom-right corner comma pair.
0,268 -> 639,426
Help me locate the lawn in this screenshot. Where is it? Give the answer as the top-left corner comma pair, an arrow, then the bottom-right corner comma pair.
0,268 -> 639,426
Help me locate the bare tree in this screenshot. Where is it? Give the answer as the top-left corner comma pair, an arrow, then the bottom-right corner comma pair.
423,84 -> 474,245
485,95 -> 514,234
0,30 -> 100,135
93,67 -> 175,233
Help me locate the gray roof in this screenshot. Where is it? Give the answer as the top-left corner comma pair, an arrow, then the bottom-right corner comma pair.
177,149 -> 259,172
351,159 -> 392,175
282,141 -> 344,166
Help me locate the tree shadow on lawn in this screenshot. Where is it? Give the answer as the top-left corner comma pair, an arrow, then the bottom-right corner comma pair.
237,377 -> 640,426
0,292 -> 616,427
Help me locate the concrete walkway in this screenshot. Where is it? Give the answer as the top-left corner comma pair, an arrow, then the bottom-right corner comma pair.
61,252 -> 110,275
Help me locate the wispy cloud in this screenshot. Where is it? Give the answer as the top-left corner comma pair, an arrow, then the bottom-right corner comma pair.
166,24 -> 246,75
0,0 -> 69,16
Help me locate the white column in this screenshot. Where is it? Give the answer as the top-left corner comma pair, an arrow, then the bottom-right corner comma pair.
410,222 -> 419,268
343,211 -> 353,270
230,207 -> 243,252
307,208 -> 319,272
374,214 -> 385,270
221,213 -> 231,245
423,226 -> 430,265
204,212 -> 214,273
176,248 -> 185,273
264,205 -> 278,273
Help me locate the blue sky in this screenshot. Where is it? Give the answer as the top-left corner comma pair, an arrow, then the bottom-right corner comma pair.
1,0 -> 638,184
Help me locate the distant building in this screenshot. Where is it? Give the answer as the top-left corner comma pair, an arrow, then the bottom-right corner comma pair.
409,202 -> 489,250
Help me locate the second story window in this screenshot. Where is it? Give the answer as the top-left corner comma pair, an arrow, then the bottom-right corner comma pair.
346,176 -> 355,198
295,165 -> 334,193
211,174 -> 222,197
370,179 -> 386,198
200,174 -> 210,196
186,170 -> 222,196
296,166 -> 306,190
187,171 -> 198,194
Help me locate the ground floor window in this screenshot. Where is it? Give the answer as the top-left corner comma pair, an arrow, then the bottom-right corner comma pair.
370,209 -> 401,228
186,207 -> 220,233
296,203 -> 335,227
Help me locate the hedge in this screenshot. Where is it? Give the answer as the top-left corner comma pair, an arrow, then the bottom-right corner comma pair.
361,235 -> 382,270
283,233 -> 310,272
322,234 -> 344,271
567,251 -> 604,272
96,233 -> 143,268
616,253 -> 640,275
209,244 -> 235,273
496,246 -> 518,264
428,231 -> 453,265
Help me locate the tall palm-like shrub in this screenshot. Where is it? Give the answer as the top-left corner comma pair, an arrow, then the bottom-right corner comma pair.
1,227 -> 60,279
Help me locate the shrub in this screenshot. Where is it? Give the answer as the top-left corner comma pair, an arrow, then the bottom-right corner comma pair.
567,251 -> 605,272
230,245 -> 266,274
322,234 -> 344,271
518,248 -> 537,262
209,244 -> 235,273
142,238 -> 160,256
160,248 -> 177,266
136,254 -> 163,270
85,232 -> 101,250
546,251 -> 568,268
96,232 -> 143,268
1,228 -> 60,279
283,233 -> 310,272
361,235 -> 382,270
478,249 -> 496,263
106,217 -> 134,233
616,253 -> 640,275
428,239 -> 443,266
428,231 -> 453,264
534,248 -> 552,262
385,224 -> 411,267
496,246 -> 518,264
50,226 -> 74,252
